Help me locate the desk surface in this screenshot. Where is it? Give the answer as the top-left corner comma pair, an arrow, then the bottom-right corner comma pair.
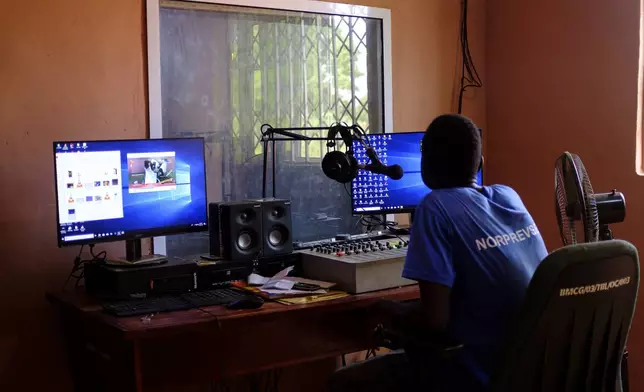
46,285 -> 419,340
47,285 -> 420,390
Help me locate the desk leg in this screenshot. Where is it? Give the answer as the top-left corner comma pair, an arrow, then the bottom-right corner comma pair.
133,341 -> 144,392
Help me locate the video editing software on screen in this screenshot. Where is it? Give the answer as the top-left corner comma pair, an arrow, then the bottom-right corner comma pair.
54,139 -> 207,245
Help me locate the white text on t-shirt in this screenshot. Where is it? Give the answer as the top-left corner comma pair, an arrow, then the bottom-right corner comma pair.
475,224 -> 540,251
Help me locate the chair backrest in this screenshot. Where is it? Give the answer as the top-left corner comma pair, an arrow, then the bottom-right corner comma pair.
491,240 -> 639,392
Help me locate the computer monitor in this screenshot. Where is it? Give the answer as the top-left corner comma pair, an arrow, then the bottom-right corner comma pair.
53,138 -> 208,263
351,132 -> 483,214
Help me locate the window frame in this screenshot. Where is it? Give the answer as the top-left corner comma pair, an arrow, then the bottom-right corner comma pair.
146,0 -> 393,254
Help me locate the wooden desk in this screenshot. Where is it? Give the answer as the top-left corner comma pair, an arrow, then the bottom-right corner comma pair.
47,286 -> 419,392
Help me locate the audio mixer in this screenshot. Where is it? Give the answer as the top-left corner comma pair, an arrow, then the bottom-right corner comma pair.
298,235 -> 415,294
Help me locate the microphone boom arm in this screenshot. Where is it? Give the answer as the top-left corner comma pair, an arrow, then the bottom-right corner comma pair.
258,123 -> 403,198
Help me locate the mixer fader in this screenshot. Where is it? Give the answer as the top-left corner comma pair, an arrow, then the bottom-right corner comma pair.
298,235 -> 414,294
311,237 -> 408,257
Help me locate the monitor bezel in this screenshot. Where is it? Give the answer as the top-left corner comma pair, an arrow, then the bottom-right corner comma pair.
52,137 -> 208,248
350,130 -> 484,216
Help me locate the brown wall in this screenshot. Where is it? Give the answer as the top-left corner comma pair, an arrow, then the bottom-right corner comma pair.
0,0 -> 484,390
0,0 -> 147,390
486,0 -> 644,387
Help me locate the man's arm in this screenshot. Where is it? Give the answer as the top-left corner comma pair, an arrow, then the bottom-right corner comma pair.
402,201 -> 454,333
418,281 -> 451,331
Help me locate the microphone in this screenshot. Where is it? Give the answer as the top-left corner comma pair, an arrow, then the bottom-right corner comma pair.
360,163 -> 404,180
358,147 -> 404,180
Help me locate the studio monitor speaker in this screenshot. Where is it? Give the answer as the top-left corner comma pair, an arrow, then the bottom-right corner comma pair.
209,201 -> 262,261
260,198 -> 293,258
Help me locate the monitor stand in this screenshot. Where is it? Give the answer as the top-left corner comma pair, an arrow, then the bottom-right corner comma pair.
106,239 -> 168,267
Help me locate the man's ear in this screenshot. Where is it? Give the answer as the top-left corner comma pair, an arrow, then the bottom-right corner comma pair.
479,156 -> 484,172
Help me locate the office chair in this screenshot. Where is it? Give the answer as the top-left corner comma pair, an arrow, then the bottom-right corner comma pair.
375,240 -> 639,392
492,240 -> 638,392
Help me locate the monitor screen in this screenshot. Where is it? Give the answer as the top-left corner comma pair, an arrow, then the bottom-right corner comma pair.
53,138 -> 208,246
351,132 -> 483,214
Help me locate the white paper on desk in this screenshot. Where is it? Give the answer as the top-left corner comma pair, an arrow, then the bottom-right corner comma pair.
248,273 -> 270,286
263,279 -> 296,290
248,265 -> 293,286
261,265 -> 296,290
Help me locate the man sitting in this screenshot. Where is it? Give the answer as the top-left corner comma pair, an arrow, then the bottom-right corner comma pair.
329,114 -> 548,391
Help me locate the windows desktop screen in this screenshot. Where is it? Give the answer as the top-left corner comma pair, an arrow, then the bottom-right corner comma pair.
351,132 -> 482,214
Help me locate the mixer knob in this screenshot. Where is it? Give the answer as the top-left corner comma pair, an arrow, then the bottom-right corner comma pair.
355,249 -> 361,254
336,251 -> 345,257
345,251 -> 352,255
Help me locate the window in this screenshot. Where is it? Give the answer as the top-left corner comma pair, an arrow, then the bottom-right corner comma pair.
147,0 -> 392,255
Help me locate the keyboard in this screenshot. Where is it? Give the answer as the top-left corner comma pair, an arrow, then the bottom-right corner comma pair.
182,289 -> 245,308
102,288 -> 250,317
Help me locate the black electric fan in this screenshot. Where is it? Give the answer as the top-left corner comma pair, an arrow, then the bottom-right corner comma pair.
554,151 -> 626,244
553,153 -> 630,392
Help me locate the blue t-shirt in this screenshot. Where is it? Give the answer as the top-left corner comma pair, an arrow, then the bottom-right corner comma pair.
403,185 -> 548,391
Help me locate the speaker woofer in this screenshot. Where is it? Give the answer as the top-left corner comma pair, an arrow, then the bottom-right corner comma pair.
268,225 -> 288,247
237,230 -> 257,251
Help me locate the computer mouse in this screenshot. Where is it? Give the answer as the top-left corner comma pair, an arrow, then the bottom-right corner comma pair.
226,296 -> 265,310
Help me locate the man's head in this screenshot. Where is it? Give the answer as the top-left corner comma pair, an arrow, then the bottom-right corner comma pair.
421,114 -> 482,189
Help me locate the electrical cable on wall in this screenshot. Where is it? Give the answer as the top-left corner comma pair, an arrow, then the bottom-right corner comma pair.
457,0 -> 483,114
